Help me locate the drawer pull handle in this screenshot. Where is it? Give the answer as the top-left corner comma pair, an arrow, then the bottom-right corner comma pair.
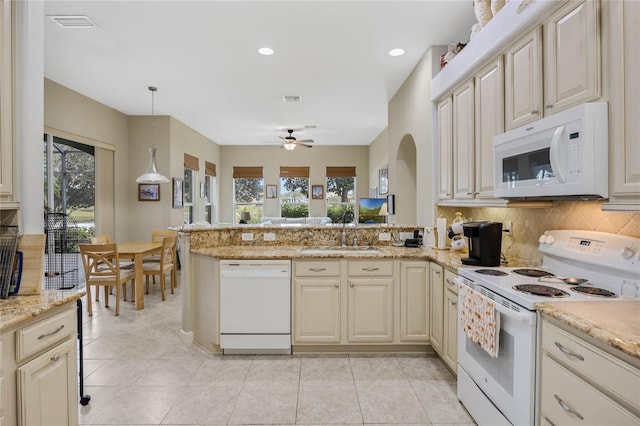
310,268 -> 327,272
450,300 -> 457,306
554,342 -> 584,361
446,278 -> 455,285
38,325 -> 65,340
50,354 -> 60,362
362,267 -> 380,272
433,270 -> 441,275
554,394 -> 583,420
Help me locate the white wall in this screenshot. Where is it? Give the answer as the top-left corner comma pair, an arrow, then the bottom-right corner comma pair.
219,145 -> 369,222
368,128 -> 388,198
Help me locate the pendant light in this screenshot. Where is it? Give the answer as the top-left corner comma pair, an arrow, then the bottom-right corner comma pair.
136,86 -> 169,183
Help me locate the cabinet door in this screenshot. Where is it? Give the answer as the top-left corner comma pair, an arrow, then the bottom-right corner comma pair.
443,288 -> 458,373
437,96 -> 453,200
609,0 -> 640,199
347,278 -> 393,343
429,263 -> 444,355
505,27 -> 543,129
475,57 -> 504,199
17,337 -> 78,426
0,0 -> 13,198
543,0 -> 600,113
452,80 -> 475,199
293,278 -> 341,343
399,261 -> 428,342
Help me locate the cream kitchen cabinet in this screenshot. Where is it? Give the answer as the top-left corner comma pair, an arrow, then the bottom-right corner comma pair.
293,260 -> 342,343
505,27 -> 543,130
452,80 -> 475,200
442,270 -> 458,373
1,303 -> 79,426
474,57 -> 504,199
606,0 -> 640,208
505,0 -> 600,130
0,0 -> 14,200
539,319 -> 640,425
437,96 -> 453,200
429,262 -> 444,355
399,261 -> 429,343
347,277 -> 394,343
543,0 -> 600,114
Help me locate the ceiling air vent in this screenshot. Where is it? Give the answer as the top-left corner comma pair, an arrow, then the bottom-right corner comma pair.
283,95 -> 302,103
48,15 -> 97,29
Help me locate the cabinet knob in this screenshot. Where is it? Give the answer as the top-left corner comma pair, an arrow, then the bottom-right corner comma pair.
334,283 -> 339,288
530,109 -> 539,115
50,354 -> 61,362
450,300 -> 457,306
350,282 -> 354,288
466,192 -> 473,196
545,103 -> 554,109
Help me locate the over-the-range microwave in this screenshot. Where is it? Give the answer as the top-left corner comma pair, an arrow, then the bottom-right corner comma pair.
494,102 -> 608,199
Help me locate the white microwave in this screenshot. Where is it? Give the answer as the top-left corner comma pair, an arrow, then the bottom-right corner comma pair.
494,102 -> 608,199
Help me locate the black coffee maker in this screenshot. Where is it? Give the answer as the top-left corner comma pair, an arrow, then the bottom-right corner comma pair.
461,221 -> 503,267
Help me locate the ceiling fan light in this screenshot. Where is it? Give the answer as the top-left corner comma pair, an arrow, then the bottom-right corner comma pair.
283,142 -> 297,151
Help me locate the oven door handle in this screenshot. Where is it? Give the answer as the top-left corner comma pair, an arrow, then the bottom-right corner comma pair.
549,125 -> 566,183
494,303 -> 535,325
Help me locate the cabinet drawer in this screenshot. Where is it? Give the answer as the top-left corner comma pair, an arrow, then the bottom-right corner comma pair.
541,353 -> 639,425
348,260 -> 393,276
444,270 -> 458,295
295,260 -> 341,277
542,321 -> 640,410
16,308 -> 76,363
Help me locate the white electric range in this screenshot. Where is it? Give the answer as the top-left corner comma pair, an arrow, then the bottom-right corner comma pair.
455,230 -> 640,426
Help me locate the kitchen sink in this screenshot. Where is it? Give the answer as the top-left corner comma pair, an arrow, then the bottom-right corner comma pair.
301,246 -> 381,255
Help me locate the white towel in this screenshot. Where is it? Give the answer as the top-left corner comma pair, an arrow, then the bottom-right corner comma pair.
459,284 -> 501,358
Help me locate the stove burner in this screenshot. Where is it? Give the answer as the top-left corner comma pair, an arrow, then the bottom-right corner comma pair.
475,269 -> 509,276
513,284 -> 570,298
570,286 -> 617,298
512,269 -> 554,278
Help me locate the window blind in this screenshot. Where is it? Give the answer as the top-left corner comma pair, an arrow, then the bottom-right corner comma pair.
205,161 -> 216,176
233,166 -> 264,178
184,153 -> 199,171
326,166 -> 356,177
279,166 -> 310,178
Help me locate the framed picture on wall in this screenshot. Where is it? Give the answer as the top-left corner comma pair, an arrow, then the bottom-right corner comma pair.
266,184 -> 277,199
138,183 -> 160,201
172,178 -> 184,208
312,185 -> 324,199
379,166 -> 389,195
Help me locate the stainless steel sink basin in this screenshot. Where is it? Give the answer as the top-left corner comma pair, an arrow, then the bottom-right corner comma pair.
301,246 -> 381,255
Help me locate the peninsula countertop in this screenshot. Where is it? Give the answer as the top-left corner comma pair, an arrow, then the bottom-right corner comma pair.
0,289 -> 85,332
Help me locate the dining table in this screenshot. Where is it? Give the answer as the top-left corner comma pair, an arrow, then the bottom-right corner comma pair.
117,240 -> 162,310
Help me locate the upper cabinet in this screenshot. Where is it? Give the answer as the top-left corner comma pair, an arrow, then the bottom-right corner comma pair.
606,0 -> 640,208
0,0 -> 14,202
452,80 -> 475,200
505,27 -> 543,130
505,0 -> 600,130
437,96 -> 453,201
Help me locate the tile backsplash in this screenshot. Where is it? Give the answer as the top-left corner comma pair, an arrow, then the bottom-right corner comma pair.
437,201 -> 640,265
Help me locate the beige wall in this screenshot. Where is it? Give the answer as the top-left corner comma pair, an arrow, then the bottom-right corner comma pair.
219,145 -> 369,223
368,128 -> 388,198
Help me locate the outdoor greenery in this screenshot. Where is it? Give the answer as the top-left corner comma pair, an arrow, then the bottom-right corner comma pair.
326,177 -> 354,202
281,204 -> 309,218
327,205 -> 354,223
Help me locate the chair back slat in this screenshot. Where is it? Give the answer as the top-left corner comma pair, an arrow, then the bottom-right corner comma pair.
160,236 -> 178,265
80,243 -> 122,280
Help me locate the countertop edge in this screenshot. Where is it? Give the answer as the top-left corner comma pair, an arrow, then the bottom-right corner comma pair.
1,289 -> 86,332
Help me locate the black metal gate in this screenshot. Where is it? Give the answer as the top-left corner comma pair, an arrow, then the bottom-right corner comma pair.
44,211 -> 82,290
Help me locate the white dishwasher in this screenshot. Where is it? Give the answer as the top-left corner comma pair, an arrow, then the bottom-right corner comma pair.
219,260 -> 291,354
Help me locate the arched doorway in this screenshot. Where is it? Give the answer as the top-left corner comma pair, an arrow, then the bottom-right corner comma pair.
395,134 -> 417,224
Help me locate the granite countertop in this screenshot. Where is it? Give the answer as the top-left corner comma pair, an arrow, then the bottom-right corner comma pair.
0,289 -> 86,332
191,245 -> 470,273
536,301 -> 640,361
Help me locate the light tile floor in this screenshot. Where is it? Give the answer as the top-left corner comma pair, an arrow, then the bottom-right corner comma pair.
79,279 -> 475,425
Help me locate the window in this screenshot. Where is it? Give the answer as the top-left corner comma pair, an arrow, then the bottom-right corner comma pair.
233,166 -> 264,223
325,166 -> 356,223
183,169 -> 194,224
280,166 -> 309,218
204,161 -> 216,224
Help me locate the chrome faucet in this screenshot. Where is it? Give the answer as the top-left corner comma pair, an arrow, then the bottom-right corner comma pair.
341,210 -> 354,247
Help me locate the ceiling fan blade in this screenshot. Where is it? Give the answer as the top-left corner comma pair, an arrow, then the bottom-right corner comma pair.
296,139 -> 314,143
298,143 -> 313,148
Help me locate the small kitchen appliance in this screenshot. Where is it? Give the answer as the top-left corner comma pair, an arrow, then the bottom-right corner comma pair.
455,230 -> 640,426
461,221 -> 502,266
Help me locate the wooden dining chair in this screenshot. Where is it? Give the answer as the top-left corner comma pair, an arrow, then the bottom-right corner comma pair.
142,235 -> 177,300
79,243 -> 136,316
87,234 -> 133,301
89,234 -> 111,244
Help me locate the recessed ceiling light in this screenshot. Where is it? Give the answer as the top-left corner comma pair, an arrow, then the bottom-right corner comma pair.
389,48 -> 405,57
258,47 -> 274,56
48,15 -> 97,29
283,95 -> 302,103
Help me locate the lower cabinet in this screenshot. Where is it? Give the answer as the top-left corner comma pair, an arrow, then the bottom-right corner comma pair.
429,263 -> 444,354
442,270 -> 459,372
1,303 -> 78,426
539,318 -> 640,425
293,259 -> 428,346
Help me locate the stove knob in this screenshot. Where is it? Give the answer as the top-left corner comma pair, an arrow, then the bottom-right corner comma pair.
538,235 -> 546,244
621,246 -> 635,259
545,235 -> 555,245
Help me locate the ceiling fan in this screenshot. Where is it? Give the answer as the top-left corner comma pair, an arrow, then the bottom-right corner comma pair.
279,129 -> 314,150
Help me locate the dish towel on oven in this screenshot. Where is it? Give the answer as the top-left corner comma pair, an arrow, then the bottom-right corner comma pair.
459,284 -> 501,358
